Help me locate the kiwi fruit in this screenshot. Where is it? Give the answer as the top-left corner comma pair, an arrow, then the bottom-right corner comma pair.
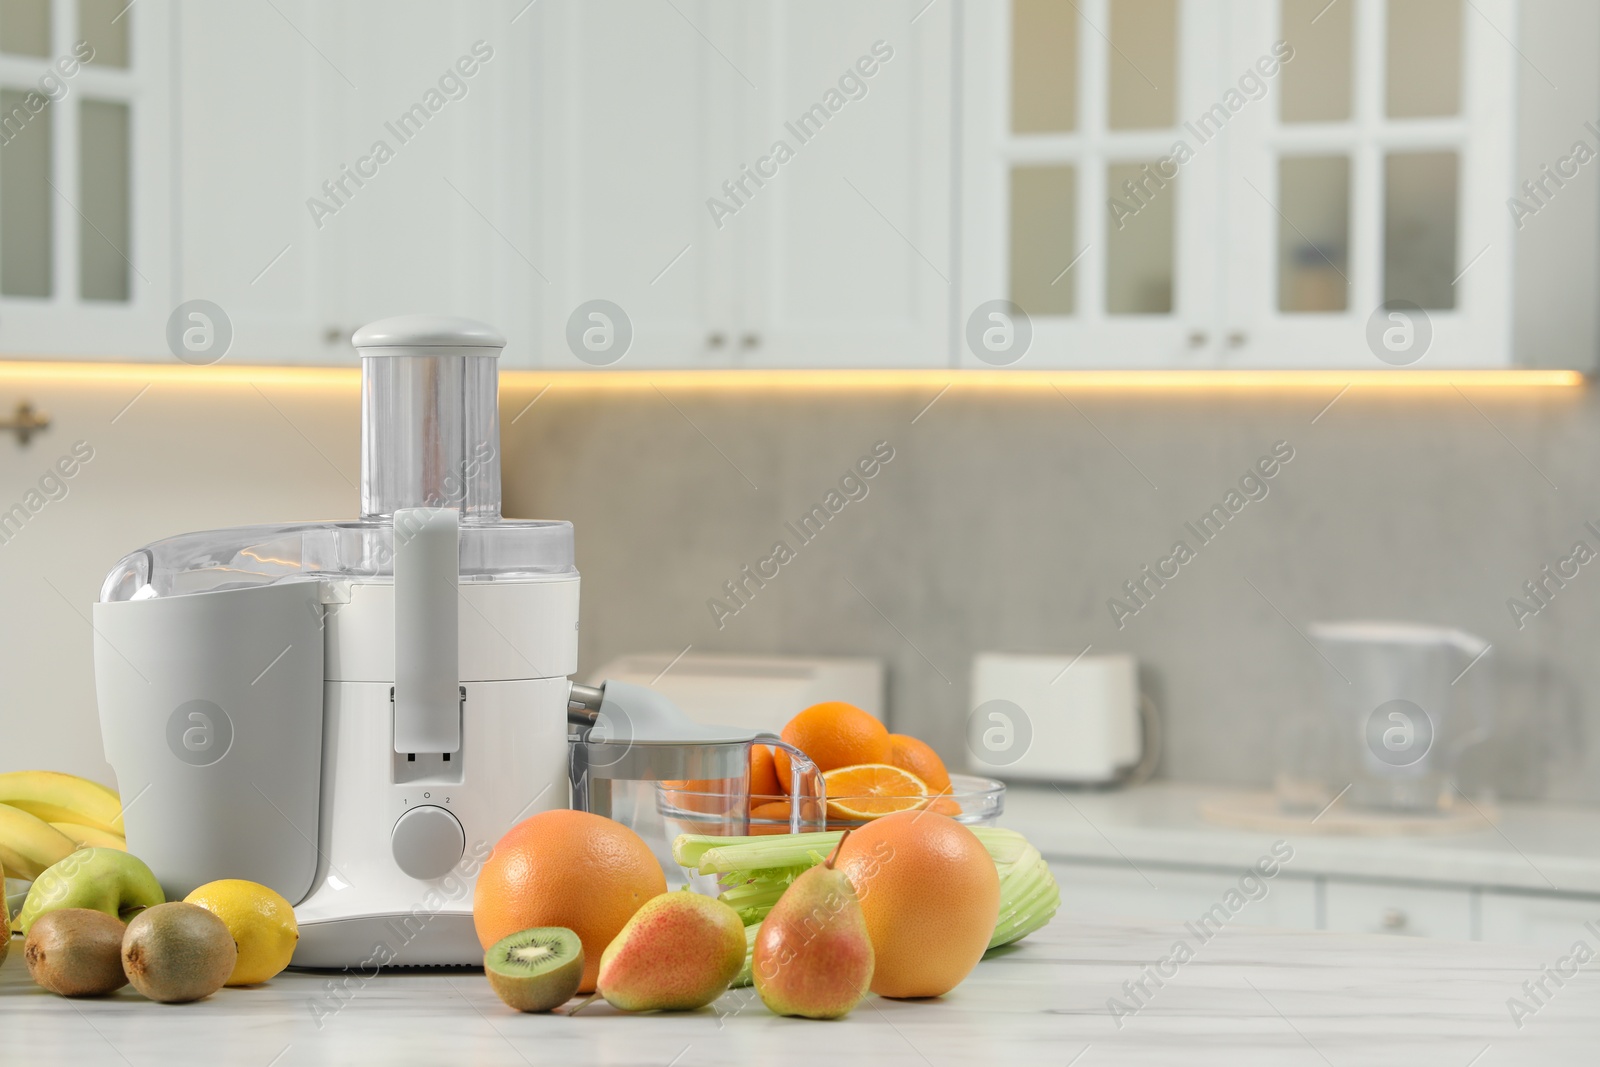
24,908 -> 129,997
121,902 -> 237,1003
485,926 -> 584,1012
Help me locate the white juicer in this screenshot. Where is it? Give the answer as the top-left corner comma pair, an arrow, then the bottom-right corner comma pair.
94,318 -> 581,968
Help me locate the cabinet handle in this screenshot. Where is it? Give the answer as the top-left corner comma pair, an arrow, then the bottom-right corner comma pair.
325,326 -> 349,346
739,332 -> 761,349
1187,331 -> 1208,348
1226,330 -> 1248,348
0,399 -> 49,446
707,332 -> 727,349
1381,908 -> 1407,931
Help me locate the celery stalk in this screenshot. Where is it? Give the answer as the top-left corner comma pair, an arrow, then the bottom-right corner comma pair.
680,826 -> 1037,875
689,833 -> 844,875
718,871 -> 803,923
730,922 -> 760,989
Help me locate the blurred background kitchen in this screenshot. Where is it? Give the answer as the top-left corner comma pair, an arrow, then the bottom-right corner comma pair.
3,0 -> 1600,949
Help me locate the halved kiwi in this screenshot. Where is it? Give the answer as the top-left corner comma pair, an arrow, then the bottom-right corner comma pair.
485,926 -> 584,1013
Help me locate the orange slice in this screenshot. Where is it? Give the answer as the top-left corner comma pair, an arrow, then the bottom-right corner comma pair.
822,764 -> 931,821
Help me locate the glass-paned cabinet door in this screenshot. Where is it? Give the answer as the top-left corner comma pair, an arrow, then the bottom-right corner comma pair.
0,0 -> 172,359
961,0 -> 1223,367
1224,0 -> 1514,367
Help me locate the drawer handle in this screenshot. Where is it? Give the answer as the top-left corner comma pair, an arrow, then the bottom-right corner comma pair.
1381,908 -> 1408,931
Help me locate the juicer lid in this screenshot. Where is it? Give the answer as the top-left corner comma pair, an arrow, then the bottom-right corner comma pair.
99,316 -> 574,603
352,315 -> 506,354
98,520 -> 577,602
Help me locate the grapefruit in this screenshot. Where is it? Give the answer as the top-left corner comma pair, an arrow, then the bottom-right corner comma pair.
837,811 -> 999,998
473,809 -> 665,993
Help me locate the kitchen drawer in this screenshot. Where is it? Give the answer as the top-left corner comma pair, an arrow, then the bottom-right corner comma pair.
1322,880 -> 1474,940
1051,861 -> 1317,930
1480,891 -> 1600,953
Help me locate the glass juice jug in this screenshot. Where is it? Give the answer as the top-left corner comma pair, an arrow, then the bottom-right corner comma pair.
1309,621 -> 1493,813
568,681 -> 821,890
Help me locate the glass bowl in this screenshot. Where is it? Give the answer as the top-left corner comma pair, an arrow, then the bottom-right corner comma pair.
657,772 -> 1005,836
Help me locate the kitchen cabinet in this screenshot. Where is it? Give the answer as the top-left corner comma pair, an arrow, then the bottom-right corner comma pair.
961,0 -> 1224,369
1054,860 -> 1600,946
178,1 -> 531,365
1321,878 -> 1475,940
173,0 -> 326,364
532,0 -> 951,369
529,0 -> 733,370
1480,891 -> 1600,957
306,3 -> 532,363
0,0 -> 538,365
0,0 -> 173,360
1220,0 -> 1516,369
726,0 -> 952,368
3,0 -> 1593,369
1014,784 -> 1600,951
4,0 -> 955,367
1051,859 -> 1318,929
960,0 -> 1593,369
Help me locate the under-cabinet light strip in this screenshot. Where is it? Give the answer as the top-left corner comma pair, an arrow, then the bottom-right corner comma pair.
0,361 -> 1582,390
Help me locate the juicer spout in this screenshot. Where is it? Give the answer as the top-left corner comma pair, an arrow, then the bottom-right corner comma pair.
568,682 -> 604,726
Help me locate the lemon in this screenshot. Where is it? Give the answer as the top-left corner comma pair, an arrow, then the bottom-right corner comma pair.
183,879 -> 299,985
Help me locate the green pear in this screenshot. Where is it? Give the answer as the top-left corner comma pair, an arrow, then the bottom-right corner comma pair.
596,889 -> 745,1011
17,848 -> 164,936
753,830 -> 873,1019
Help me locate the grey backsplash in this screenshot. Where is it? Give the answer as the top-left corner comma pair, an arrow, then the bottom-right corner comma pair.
501,382 -> 1600,805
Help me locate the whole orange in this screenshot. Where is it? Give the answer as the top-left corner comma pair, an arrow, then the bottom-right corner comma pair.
748,744 -> 781,800
886,733 -> 952,795
472,809 -> 665,993
774,702 -> 890,787
837,811 -> 999,998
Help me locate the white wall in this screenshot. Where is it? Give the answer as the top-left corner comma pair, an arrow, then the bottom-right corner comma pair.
4,372 -> 1599,808
0,375 -> 357,785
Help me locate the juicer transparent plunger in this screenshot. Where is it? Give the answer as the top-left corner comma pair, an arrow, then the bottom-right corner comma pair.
359,317 -> 503,523
567,681 -> 822,890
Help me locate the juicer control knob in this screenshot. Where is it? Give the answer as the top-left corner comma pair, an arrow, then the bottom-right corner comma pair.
391,805 -> 465,880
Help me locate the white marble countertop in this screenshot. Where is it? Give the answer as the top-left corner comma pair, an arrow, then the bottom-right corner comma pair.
2,916 -> 1590,1065
1000,781 -> 1600,895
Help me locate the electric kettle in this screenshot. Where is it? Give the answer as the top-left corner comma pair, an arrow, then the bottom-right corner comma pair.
92,317 -> 778,969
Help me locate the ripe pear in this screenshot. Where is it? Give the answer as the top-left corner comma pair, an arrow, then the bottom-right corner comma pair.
753,830 -> 873,1019
595,889 -> 745,1012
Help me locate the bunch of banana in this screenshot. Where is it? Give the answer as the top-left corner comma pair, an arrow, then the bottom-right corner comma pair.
0,771 -> 124,881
